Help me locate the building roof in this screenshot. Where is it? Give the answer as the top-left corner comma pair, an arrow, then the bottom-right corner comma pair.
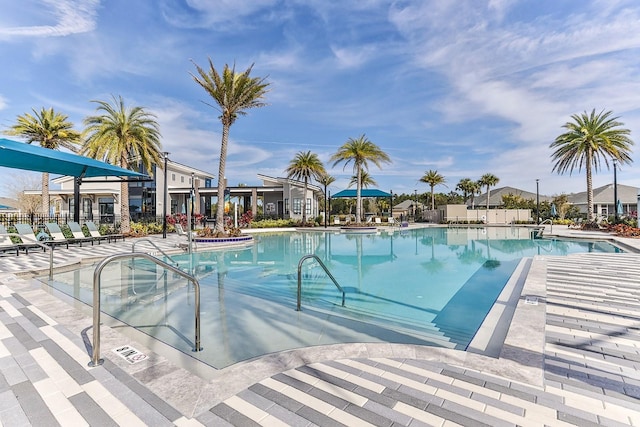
566,183 -> 638,205
474,186 -> 553,206
0,197 -> 18,210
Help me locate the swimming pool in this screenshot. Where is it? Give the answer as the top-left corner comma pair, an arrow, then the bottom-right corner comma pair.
45,227 -> 622,369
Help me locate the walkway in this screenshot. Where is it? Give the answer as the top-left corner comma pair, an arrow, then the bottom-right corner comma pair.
0,226 -> 638,425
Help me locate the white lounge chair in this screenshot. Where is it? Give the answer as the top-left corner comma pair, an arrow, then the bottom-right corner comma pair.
0,224 -> 19,255
85,221 -> 124,243
14,223 -> 45,253
67,221 -> 99,246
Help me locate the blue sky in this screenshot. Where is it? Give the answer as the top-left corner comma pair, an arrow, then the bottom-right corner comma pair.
1,0 -> 640,198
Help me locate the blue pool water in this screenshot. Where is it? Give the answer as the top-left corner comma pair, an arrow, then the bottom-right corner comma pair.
46,227 -> 622,368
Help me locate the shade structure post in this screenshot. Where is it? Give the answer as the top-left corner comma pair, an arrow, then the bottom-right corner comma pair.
163,152 -> 169,238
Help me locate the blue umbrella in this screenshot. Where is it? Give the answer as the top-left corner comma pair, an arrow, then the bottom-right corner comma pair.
550,203 -> 557,217
617,199 -> 623,216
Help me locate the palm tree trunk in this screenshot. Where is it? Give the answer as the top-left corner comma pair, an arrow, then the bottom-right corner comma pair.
430,185 -> 435,210
121,179 -> 130,233
42,172 -> 50,217
215,123 -> 230,234
586,149 -> 594,222
486,186 -> 490,210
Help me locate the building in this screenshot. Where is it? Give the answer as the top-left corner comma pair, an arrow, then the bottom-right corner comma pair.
567,183 -> 638,218
26,164 -> 323,224
0,197 -> 19,214
473,186 -> 553,209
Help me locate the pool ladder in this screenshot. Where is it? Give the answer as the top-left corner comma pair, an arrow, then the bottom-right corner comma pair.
88,252 -> 201,367
297,254 -> 345,311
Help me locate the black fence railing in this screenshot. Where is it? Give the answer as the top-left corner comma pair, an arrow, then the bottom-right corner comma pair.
0,213 -> 128,228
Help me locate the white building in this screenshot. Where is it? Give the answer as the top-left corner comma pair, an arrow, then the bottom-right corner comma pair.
27,163 -> 323,224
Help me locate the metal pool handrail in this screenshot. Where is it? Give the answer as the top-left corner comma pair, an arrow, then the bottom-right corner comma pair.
1,233 -> 53,280
297,254 -> 345,311
538,218 -> 553,234
131,238 -> 180,266
88,252 -> 201,367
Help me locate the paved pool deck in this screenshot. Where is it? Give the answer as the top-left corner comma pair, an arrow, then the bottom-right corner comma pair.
0,225 -> 638,426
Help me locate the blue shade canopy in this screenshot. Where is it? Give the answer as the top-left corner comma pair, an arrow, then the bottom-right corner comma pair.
331,189 -> 392,198
0,138 -> 146,178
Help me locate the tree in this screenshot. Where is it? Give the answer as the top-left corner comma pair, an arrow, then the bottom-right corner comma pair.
317,173 -> 336,224
5,107 -> 81,216
285,151 -> 326,224
330,135 -> 391,223
192,58 -> 270,234
550,109 -> 633,222
478,173 -> 499,210
419,170 -> 446,210
456,178 -> 478,207
349,171 -> 377,189
82,95 -> 162,233
2,173 -> 42,214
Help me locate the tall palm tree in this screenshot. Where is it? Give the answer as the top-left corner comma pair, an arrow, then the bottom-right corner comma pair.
5,107 -> 81,216
82,95 -> 162,233
318,173 -> 336,226
550,109 -> 633,222
330,135 -> 391,223
285,151 -> 326,224
192,58 -> 270,234
419,170 -> 446,210
478,173 -> 499,209
349,171 -> 377,188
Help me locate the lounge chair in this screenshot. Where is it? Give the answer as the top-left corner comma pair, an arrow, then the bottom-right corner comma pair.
388,217 -> 398,226
67,221 -> 98,246
175,223 -> 194,238
333,217 -> 341,226
14,223 -> 45,253
375,217 -> 382,224
85,221 -> 124,243
0,224 -> 19,255
44,223 -> 75,248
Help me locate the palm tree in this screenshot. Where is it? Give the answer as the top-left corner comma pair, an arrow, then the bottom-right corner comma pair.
456,178 -> 475,207
550,109 -> 633,222
330,135 -> 391,223
419,170 -> 446,210
5,107 -> 81,216
192,58 -> 270,234
285,151 -> 326,224
318,173 -> 336,226
349,171 -> 377,188
478,173 -> 499,209
82,95 -> 162,233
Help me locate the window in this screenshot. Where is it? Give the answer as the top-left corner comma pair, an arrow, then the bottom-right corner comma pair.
171,173 -> 176,182
99,197 -> 114,223
181,176 -> 184,183
285,198 -> 289,214
306,198 -> 311,215
293,198 -> 301,215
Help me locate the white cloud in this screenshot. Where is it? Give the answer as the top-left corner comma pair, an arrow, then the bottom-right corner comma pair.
0,0 -> 98,39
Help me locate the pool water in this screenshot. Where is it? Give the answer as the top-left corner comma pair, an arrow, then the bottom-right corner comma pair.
45,227 -> 622,368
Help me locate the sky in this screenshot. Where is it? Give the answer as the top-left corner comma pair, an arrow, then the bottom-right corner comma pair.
1,0 -> 640,199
